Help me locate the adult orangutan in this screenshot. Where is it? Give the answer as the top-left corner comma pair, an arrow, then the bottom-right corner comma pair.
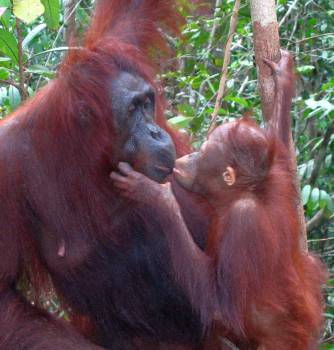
111,51 -> 326,349
0,1 -> 212,349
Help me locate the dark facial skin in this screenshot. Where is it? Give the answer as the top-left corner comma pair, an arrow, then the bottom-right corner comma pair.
110,71 -> 176,183
109,130 -> 229,205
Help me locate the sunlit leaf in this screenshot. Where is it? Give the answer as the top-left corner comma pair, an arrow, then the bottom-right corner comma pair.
306,98 -> 334,112
310,187 -> 320,204
13,0 -> 44,24
297,65 -> 315,74
168,116 -> 193,129
301,185 -> 312,205
225,95 -> 250,108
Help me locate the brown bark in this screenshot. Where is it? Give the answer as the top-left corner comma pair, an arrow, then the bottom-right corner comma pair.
250,5 -> 281,121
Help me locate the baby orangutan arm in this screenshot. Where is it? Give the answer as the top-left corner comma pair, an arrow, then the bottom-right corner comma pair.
110,162 -> 214,325
263,50 -> 295,147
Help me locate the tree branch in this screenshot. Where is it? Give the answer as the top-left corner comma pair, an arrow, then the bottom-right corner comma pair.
204,0 -> 222,70
279,0 -> 298,28
208,0 -> 241,135
198,0 -> 222,97
15,18 -> 28,100
250,0 -> 308,252
0,79 -> 21,90
250,0 -> 281,122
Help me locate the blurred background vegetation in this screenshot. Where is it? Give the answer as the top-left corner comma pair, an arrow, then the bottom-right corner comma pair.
0,0 -> 333,347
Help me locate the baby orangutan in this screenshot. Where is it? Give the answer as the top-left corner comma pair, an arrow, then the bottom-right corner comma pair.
110,51 -> 325,350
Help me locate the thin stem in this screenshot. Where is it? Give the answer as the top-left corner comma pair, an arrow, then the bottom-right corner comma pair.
208,0 -> 241,135
279,0 -> 298,27
64,0 -> 77,45
0,79 -> 21,90
16,18 -> 28,100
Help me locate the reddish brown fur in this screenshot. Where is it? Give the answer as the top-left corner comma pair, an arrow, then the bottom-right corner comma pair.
206,120 -> 325,349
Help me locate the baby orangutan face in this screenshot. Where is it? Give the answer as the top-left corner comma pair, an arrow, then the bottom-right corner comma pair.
173,124 -> 236,198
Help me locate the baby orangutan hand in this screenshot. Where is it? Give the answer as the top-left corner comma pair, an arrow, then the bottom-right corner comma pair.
110,162 -> 175,205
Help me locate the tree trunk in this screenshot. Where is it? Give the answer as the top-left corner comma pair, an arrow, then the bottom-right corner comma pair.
249,0 -> 308,251
250,0 -> 280,122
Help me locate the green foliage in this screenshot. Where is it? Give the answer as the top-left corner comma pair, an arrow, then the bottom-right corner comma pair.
0,0 -> 86,115
40,0 -> 60,30
0,28 -> 18,63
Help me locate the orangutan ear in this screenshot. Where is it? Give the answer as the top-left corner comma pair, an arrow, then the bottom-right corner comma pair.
222,166 -> 236,186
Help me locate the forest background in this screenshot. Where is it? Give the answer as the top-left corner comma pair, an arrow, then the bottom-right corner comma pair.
0,0 -> 333,347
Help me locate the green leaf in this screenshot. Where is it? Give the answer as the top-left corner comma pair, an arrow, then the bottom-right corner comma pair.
298,163 -> 307,179
13,0 -> 45,24
0,0 -> 10,6
177,103 -> 195,117
8,85 -> 21,109
310,187 -> 320,204
25,64 -> 55,78
0,86 -> 7,104
41,0 -> 60,30
0,30 -> 18,64
297,65 -> 315,74
319,190 -> 330,209
326,196 -> 334,213
325,154 -> 332,168
225,95 -> 250,108
320,343 -> 334,350
168,116 -> 193,129
0,66 -> 9,79
301,185 -> 312,205
0,57 -> 11,63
